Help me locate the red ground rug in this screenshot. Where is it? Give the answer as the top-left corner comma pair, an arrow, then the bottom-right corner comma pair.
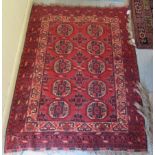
131,0 -> 153,49
5,5 -> 147,153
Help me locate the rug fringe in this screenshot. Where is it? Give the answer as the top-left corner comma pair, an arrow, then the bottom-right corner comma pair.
134,82 -> 153,155
33,0 -> 129,8
126,10 -> 136,46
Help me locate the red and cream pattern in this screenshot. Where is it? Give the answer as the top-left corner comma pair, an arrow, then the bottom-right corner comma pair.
5,5 -> 147,152
49,101 -> 69,118
88,59 -> 105,74
54,58 -> 72,74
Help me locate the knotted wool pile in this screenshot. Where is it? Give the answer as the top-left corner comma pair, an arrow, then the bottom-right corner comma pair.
5,5 -> 147,153
131,0 -> 153,49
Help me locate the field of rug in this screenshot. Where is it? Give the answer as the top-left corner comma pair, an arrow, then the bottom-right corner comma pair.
5,5 -> 147,153
131,0 -> 153,49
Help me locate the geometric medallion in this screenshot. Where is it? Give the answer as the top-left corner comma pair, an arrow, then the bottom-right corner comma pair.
57,24 -> 73,36
52,80 -> 71,97
69,93 -> 87,108
72,51 -> 87,66
88,80 -> 106,98
87,101 -> 107,119
72,33 -> 87,45
49,101 -> 69,118
87,24 -> 103,38
55,40 -> 73,54
54,59 -> 72,73
87,40 -> 105,55
88,59 -> 105,74
71,71 -> 88,86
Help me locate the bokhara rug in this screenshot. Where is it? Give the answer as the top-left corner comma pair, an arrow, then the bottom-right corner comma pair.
5,5 -> 147,153
131,0 -> 153,49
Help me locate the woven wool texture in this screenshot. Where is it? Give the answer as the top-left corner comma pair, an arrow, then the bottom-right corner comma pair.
5,5 -> 147,153
131,0 -> 153,49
